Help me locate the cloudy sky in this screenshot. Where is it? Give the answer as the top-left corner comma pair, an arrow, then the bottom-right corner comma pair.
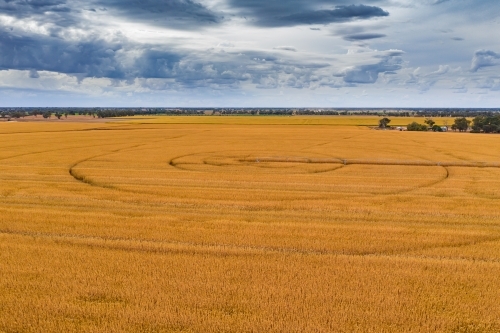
0,0 -> 499,107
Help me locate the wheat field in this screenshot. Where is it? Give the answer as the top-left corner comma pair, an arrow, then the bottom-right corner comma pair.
1,116 -> 500,332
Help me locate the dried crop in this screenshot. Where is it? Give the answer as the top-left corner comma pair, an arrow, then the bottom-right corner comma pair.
1,117 -> 500,332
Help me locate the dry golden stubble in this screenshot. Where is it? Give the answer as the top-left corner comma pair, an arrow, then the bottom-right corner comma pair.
1,118 -> 500,332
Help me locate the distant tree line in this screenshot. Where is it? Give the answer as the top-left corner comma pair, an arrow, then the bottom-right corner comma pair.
1,108 -> 500,126
2,108 -> 499,118
406,115 -> 472,133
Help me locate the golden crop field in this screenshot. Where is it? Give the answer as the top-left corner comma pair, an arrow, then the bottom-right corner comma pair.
122,115 -> 453,126
1,116 -> 500,332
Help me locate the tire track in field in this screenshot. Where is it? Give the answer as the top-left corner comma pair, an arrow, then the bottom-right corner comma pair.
299,131 -> 369,152
0,125 -> 153,160
396,134 -> 500,162
69,144 -> 146,189
387,166 -> 449,195
3,228 -> 500,264
0,142 -> 133,163
463,177 -> 500,200
400,235 -> 500,255
0,124 -> 131,136
0,124 -> 172,136
169,149 -> 341,172
69,131 -> 209,190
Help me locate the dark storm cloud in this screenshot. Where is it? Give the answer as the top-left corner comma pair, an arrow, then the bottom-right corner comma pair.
343,33 -> 386,41
0,0 -> 222,30
0,0 -> 406,92
0,29 -> 127,79
255,5 -> 389,27
134,50 -> 183,79
227,0 -> 389,27
95,0 -> 222,29
0,21 -> 408,91
0,0 -> 69,17
0,0 -> 391,31
0,0 -> 78,28
0,27 -> 332,90
280,5 -> 388,26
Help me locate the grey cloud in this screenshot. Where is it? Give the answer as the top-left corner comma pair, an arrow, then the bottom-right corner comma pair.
273,46 -> 297,52
95,0 -> 222,30
0,0 -> 406,94
403,65 -> 459,92
428,65 -> 449,76
29,69 -> 40,78
343,53 -> 403,84
0,26 -> 335,91
171,50 -> 332,90
0,29 -> 127,79
335,25 -> 367,35
0,0 -> 70,16
451,37 -> 464,41
382,50 -> 405,57
0,29 -> 232,89
228,0 -> 389,27
134,50 -> 182,79
475,78 -> 500,91
343,33 -> 386,41
471,50 -> 500,72
259,5 -> 389,27
0,0 -> 78,28
0,0 -> 222,30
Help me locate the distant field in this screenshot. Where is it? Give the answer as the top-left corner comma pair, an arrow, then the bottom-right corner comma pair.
1,118 -> 500,332
119,115 -> 453,126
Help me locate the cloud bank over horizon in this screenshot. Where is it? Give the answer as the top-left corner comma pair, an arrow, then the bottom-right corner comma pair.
0,0 -> 499,107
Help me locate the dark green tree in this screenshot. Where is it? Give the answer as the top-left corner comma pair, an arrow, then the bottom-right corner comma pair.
432,125 -> 443,132
471,115 -> 500,133
407,122 -> 428,131
379,117 -> 391,128
454,117 -> 471,132
424,118 -> 435,128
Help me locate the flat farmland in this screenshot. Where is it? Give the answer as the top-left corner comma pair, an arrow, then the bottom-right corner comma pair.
1,117 -> 500,332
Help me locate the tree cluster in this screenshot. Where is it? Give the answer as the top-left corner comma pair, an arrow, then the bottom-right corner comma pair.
406,122 -> 428,131
0,111 -> 27,119
451,117 -> 471,132
96,110 -> 135,118
406,117 -> 472,132
471,115 -> 500,133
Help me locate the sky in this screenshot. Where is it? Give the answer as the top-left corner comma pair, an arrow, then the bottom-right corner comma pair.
0,0 -> 499,107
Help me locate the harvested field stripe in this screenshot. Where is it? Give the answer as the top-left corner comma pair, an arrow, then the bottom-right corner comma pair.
2,229 -> 500,264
